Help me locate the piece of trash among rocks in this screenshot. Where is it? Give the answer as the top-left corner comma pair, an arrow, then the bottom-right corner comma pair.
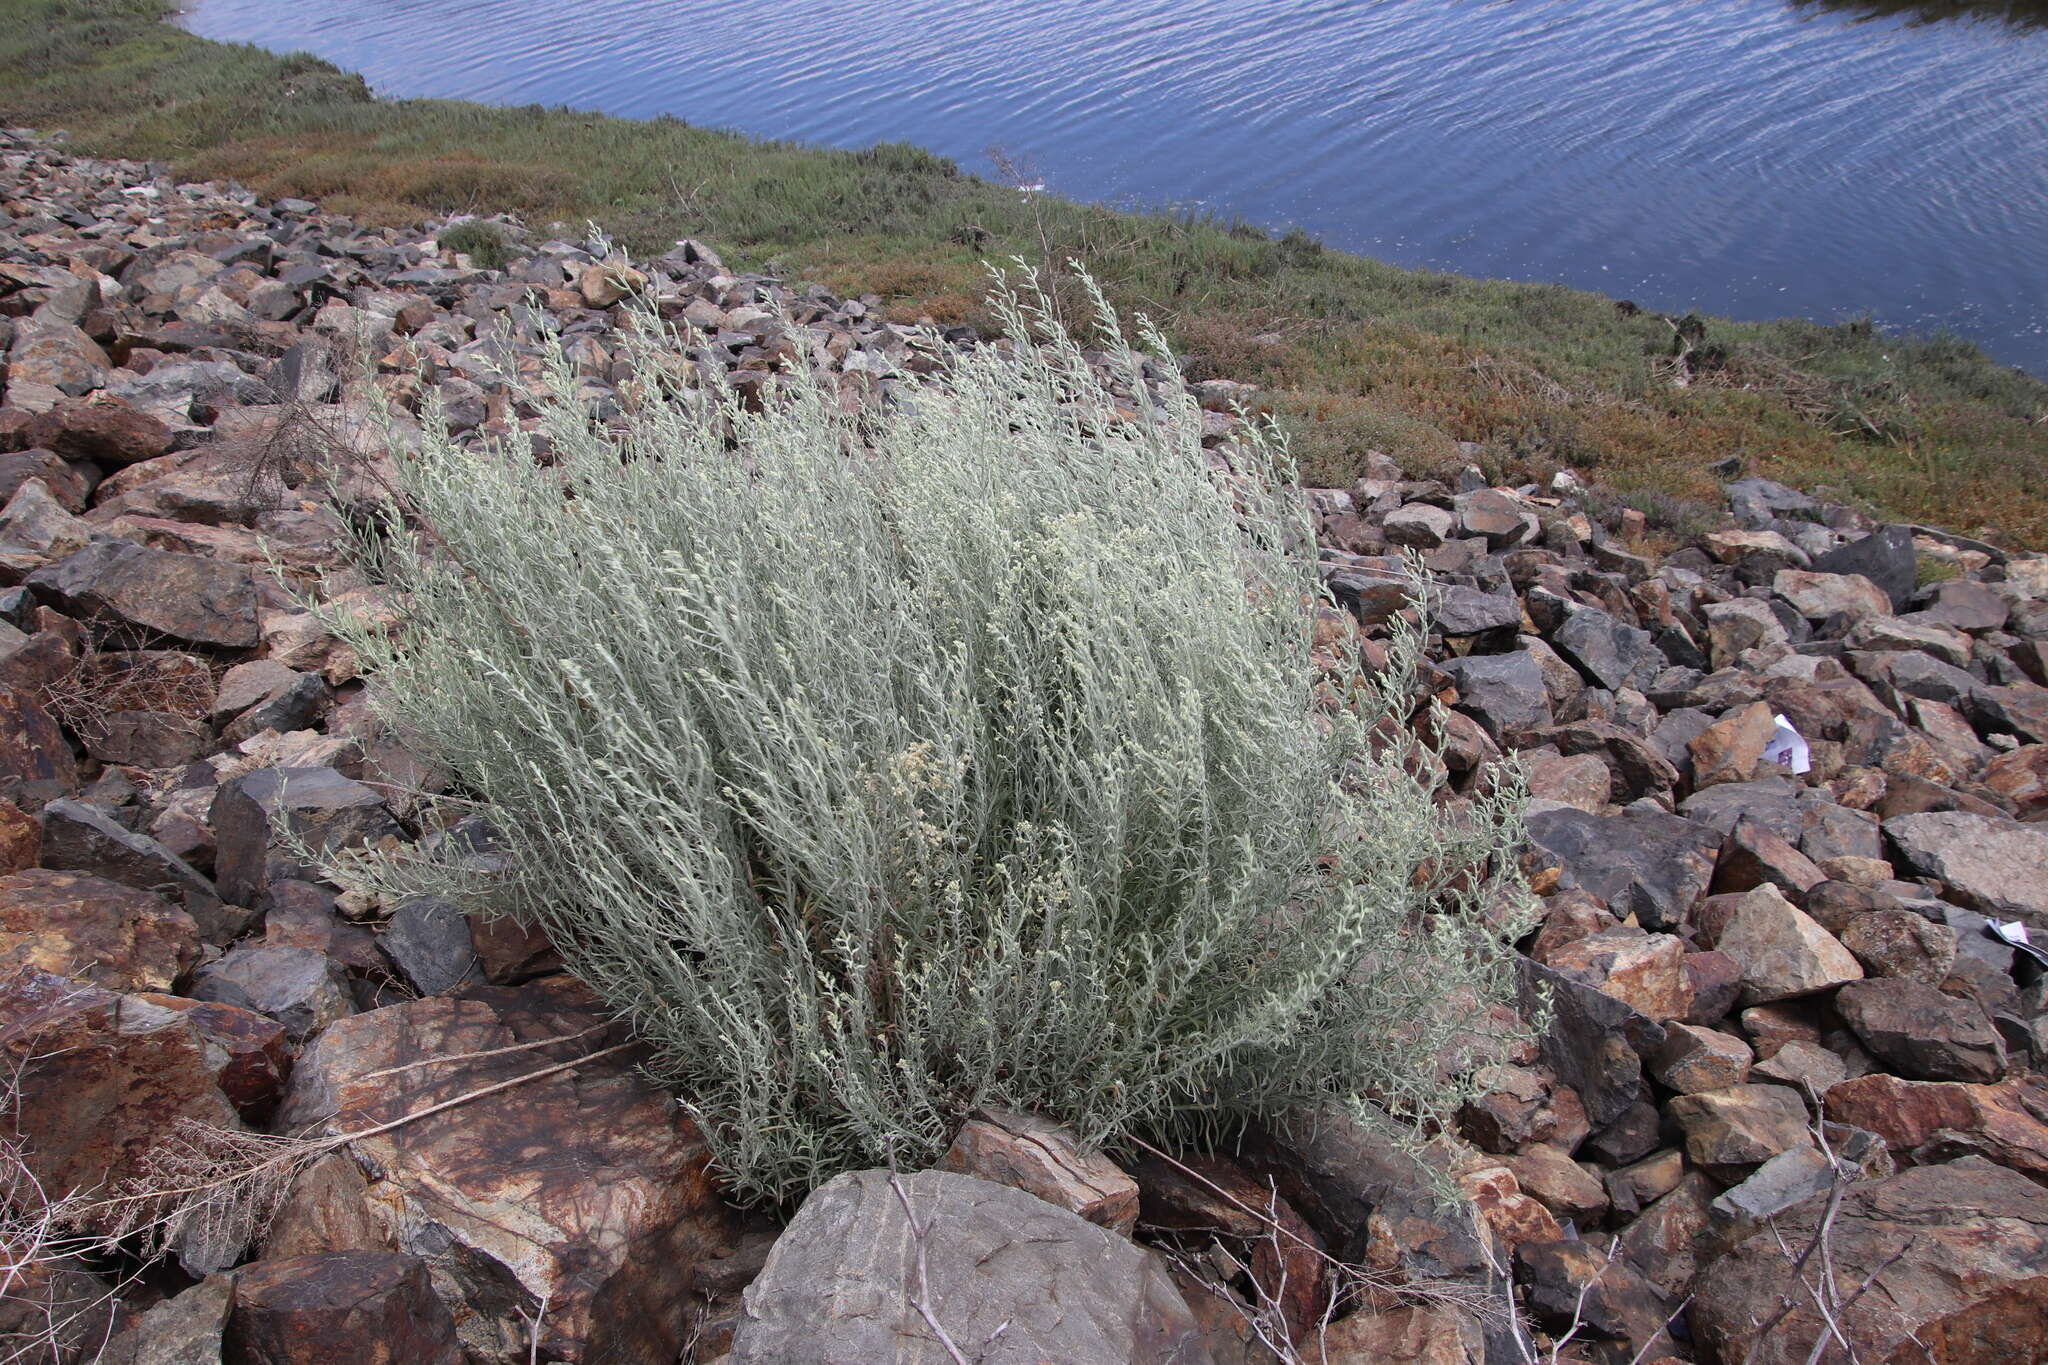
1760,714 -> 1811,775
1990,919 -> 2048,971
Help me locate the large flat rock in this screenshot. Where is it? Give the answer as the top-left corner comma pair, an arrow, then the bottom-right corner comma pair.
1885,810 -> 2048,929
731,1168 -> 1212,1365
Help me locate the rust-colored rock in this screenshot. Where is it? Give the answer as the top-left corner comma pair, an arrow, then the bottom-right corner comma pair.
1135,1147 -> 1330,1344
1689,701 -> 1778,790
1301,1304 -> 1486,1365
1543,928 -> 1694,1022
20,395 -> 172,467
1500,1143 -> 1609,1225
0,970 -> 240,1215
271,977 -> 738,1364
0,683 -> 75,789
1822,1072 -> 2048,1178
1650,1022 -> 1753,1094
0,869 -> 199,992
133,993 -> 292,1124
225,1251 -> 461,1365
0,798 -> 40,872
1691,1158 -> 2048,1365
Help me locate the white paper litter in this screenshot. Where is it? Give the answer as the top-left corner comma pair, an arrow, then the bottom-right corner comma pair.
1760,713 -> 1811,776
1991,919 -> 2048,968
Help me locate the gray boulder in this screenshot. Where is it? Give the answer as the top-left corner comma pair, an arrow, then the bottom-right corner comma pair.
730,1168 -> 1212,1364
1553,606 -> 1660,691
210,767 -> 404,908
380,896 -> 482,996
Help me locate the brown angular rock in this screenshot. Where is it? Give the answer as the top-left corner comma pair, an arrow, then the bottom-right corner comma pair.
1450,1158 -> 1564,1255
1608,1149 -> 1687,1213
210,767 -> 403,909
0,798 -> 39,872
7,317 -> 110,393
1134,1148 -> 1329,1342
0,970 -> 240,1218
1691,1158 -> 2048,1365
1650,1022 -> 1753,1094
272,977 -> 738,1364
1838,906 -> 1957,983
0,447 -> 93,513
37,797 -> 236,940
1501,1143 -> 1608,1223
1515,1237 -> 1676,1355
20,394 -> 172,467
938,1107 -> 1139,1235
0,683 -> 75,790
1752,1037 -> 1850,1093
1839,978 -> 2008,1083
1300,1304 -> 1485,1365
0,476 -> 93,559
226,1251 -> 462,1365
1614,1171 -> 1716,1298
26,541 -> 259,647
0,1251 -> 117,1363
1982,743 -> 2048,815
257,1153 -> 389,1262
0,869 -> 199,992
1542,928 -> 1694,1022
1244,1103 -> 1502,1285
1529,756 -> 1615,821
1773,568 -> 1892,622
1712,816 -> 1828,899
134,993 -> 292,1124
577,261 -> 646,309
1666,1083 -> 1814,1177
1683,949 -> 1745,1024
1688,701 -> 1778,790
1713,884 -> 1863,1004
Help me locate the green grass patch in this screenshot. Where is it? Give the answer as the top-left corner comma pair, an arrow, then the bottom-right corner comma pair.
6,0 -> 2047,543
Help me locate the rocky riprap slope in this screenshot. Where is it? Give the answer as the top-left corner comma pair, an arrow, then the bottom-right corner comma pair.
2,126 -> 2046,1364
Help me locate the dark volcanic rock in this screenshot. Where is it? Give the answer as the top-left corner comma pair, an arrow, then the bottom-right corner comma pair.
27,540 -> 259,646
1438,649 -> 1551,741
1835,978 -> 2007,1083
1525,806 -> 1716,930
1810,524 -> 1917,612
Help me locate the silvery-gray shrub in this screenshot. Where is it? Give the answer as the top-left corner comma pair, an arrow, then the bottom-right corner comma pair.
320,270 -> 1532,1204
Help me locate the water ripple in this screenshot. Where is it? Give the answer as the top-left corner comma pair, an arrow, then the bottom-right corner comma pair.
178,0 -> 2048,371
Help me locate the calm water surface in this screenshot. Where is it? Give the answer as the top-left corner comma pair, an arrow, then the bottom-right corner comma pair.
180,0 -> 2048,372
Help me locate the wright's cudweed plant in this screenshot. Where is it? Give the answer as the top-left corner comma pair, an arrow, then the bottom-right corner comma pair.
319,265 -> 1533,1204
